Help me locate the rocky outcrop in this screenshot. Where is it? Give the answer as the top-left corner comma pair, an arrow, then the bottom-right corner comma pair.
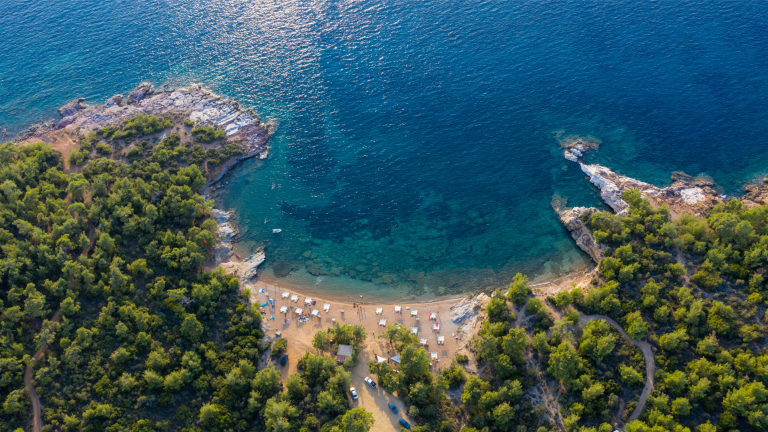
556,206 -> 605,263
55,82 -> 270,158
211,209 -> 237,264
221,247 -> 266,281
127,81 -> 152,105
562,137 -> 725,218
450,293 -> 490,324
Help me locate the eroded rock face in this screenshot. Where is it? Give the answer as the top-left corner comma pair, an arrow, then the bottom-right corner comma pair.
211,209 -> 237,264
221,247 -> 266,281
450,293 -> 490,324
556,206 -> 605,263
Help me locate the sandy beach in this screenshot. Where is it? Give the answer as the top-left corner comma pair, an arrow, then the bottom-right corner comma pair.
247,279 -> 479,431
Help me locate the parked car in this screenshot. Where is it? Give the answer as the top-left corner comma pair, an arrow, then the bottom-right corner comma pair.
279,354 -> 287,366
388,402 -> 398,413
350,387 -> 358,400
399,419 -> 411,429
364,376 -> 377,388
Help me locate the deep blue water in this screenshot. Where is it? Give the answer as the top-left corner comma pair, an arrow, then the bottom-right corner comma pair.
2,0 -> 768,299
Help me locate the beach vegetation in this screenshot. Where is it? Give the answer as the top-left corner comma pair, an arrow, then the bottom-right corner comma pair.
192,125 -> 226,143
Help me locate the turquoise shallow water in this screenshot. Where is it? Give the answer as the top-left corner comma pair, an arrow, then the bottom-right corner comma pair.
2,1 -> 768,298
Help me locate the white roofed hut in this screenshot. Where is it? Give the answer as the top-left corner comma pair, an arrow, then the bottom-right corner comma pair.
336,344 -> 353,363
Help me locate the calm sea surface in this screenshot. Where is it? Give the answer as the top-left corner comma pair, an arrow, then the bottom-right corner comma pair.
2,1 -> 767,300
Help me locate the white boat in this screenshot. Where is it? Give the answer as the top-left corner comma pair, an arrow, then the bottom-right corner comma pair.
272,229 -> 282,233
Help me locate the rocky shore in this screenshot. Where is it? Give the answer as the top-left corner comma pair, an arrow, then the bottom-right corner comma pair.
556,137 -> 768,263
27,82 -> 275,287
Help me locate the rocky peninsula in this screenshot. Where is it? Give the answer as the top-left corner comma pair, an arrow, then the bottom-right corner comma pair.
556,137 -> 768,263
18,82 -> 273,282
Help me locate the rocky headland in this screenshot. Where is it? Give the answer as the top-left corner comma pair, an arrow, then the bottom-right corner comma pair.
556,137 -> 768,263
17,82 -> 274,286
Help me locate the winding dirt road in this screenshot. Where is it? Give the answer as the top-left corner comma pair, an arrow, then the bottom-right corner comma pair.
24,308 -> 63,432
579,314 -> 655,427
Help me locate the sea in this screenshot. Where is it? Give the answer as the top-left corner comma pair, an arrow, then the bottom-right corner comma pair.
2,0 -> 767,301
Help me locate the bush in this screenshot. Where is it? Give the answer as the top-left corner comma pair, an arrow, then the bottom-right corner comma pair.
455,354 -> 469,363
271,338 -> 288,357
183,119 -> 195,127
192,126 -> 226,143
95,144 -> 112,155
100,114 -> 171,140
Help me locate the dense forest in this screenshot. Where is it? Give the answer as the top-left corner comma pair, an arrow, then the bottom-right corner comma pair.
0,119 -> 370,432
3,114 -> 768,432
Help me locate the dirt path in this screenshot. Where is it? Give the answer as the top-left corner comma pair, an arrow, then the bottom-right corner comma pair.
25,221 -> 96,431
24,308 -> 63,432
578,314 -> 655,428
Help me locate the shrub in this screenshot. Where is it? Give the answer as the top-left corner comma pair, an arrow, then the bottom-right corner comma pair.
271,338 -> 288,357
192,126 -> 226,143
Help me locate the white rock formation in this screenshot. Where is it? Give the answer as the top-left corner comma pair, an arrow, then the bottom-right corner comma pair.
221,247 -> 266,281
450,293 -> 490,324
556,206 -> 605,263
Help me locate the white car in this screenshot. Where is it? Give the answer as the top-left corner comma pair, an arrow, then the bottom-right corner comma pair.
364,376 -> 377,388
350,387 -> 358,400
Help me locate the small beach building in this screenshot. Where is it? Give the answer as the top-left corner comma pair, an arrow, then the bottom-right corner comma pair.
323,303 -> 331,312
336,344 -> 353,363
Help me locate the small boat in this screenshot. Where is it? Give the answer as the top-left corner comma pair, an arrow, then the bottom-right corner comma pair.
272,229 -> 282,233
235,253 -> 242,260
